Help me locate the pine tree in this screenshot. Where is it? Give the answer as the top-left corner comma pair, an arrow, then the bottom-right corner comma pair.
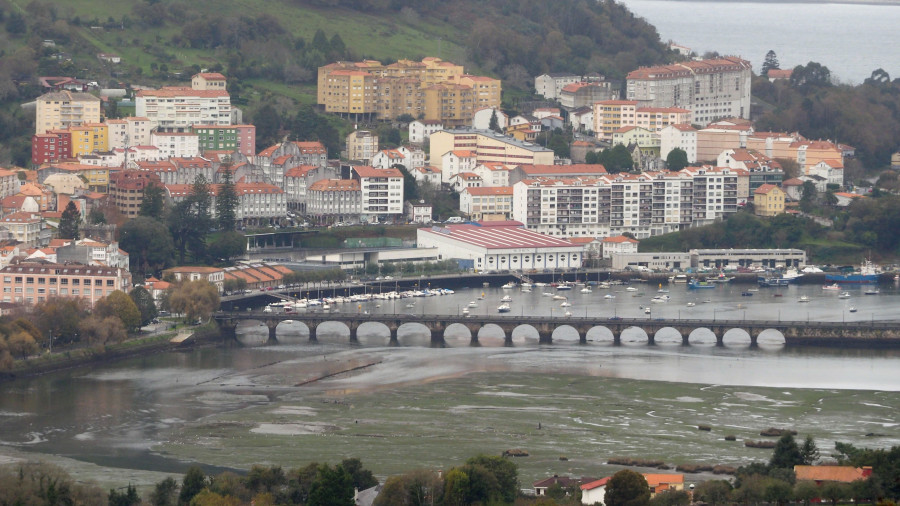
489,109 -> 501,133
58,201 -> 81,240
761,50 -> 780,76
139,182 -> 166,219
215,168 -> 238,231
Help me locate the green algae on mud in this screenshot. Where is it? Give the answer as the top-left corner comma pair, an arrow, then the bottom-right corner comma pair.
153,371 -> 900,483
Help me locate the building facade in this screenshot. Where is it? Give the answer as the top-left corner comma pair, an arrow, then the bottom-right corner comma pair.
0,263 -> 131,306
35,91 -> 102,134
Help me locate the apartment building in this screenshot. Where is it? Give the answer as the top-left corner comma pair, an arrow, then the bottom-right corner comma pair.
372,146 -> 424,170
150,131 -> 200,159
164,182 -> 286,223
559,82 -> 615,109
0,263 -> 131,306
346,130 -> 379,163
306,179 -> 361,223
681,166 -> 739,225
460,186 -> 514,221
352,166 -> 404,220
108,170 -> 162,218
441,150 -> 478,183
534,73 -> 582,100
472,163 -> 516,187
659,124 -> 698,163
626,57 -> 752,126
594,101 -> 637,140
754,184 -> 786,216
192,124 -> 256,156
409,120 -> 444,144
746,133 -> 844,174
0,212 -> 44,247
317,57 -> 499,123
0,169 -> 20,200
106,117 -> 153,149
191,72 -> 227,91
136,87 -> 232,130
32,132 -> 71,165
162,266 -> 225,292
35,90 -> 102,134
429,128 -> 554,171
696,124 -> 752,162
283,165 -> 339,212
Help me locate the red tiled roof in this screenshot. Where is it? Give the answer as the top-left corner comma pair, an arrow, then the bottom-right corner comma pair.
463,186 -> 513,196
420,224 -> 580,250
352,166 -> 402,178
794,466 -> 868,483
602,235 -> 639,244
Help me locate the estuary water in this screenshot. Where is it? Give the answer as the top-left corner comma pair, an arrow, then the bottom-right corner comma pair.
618,0 -> 900,83
1,280 -> 899,490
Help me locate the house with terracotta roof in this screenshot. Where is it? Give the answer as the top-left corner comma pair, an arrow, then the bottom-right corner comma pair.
306,179 -> 361,224
405,201 -> 432,224
283,165 -> 340,212
580,474 -> 683,505
162,266 -> 225,292
0,212 -> 45,247
371,146 -> 425,171
459,186 -> 513,221
533,475 -> 594,497
222,262 -> 290,291
441,150 -> 478,183
782,177 -> 805,201
809,159 -> 844,186
794,465 -> 872,485
834,192 -> 866,207
143,276 -> 172,302
754,184 -> 786,216
449,172 -> 483,192
411,166 -> 442,186
602,235 -> 639,259
767,68 -> 794,82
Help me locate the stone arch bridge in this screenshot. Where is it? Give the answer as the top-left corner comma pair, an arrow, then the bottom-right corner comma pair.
213,311 -> 900,347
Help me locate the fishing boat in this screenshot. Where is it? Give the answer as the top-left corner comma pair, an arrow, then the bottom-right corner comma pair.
497,303 -> 511,313
502,282 -> 516,289
552,294 -> 567,301
651,295 -> 670,303
758,276 -> 790,287
839,292 -> 851,299
798,295 -> 810,303
686,302 -> 696,307
500,295 -> 512,302
688,279 -> 716,289
823,283 -> 841,290
712,273 -> 735,283
826,259 -> 881,284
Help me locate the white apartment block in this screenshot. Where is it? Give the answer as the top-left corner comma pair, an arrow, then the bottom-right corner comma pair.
511,168 -> 736,238
460,186 -> 514,221
165,182 -> 286,222
473,163 -> 515,187
150,131 -> 200,159
352,166 -> 404,219
412,166 -> 442,187
409,120 -> 444,144
429,128 -> 555,172
534,73 -> 581,100
660,124 -> 698,163
371,146 -> 425,170
626,57 -> 752,127
106,117 -> 153,149
136,88 -> 232,131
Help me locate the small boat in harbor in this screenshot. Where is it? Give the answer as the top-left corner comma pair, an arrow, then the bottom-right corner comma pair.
462,308 -> 470,316
865,287 -> 880,295
564,310 -> 572,317
468,301 -> 478,308
798,295 -> 810,303
626,287 -> 639,292
581,287 -> 593,294
502,282 -> 516,289
500,295 -> 512,302
839,292 -> 851,299
560,301 -> 572,307
644,307 -> 651,314
543,292 -> 554,297
741,291 -> 754,296
849,306 -> 858,313
552,294 -> 567,301
688,279 -> 716,289
497,303 -> 511,313
604,294 -> 616,299
651,295 -> 670,303
686,302 -> 696,307
823,283 -> 841,290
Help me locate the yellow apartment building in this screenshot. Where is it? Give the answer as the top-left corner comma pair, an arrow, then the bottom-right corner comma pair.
424,84 -> 475,127
35,90 -> 102,134
594,100 -> 638,140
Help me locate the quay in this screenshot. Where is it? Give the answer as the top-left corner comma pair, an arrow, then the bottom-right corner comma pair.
213,311 -> 900,348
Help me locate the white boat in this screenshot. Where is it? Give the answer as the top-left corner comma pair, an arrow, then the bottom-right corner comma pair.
644,308 -> 651,314
556,284 -> 573,291
671,274 -> 689,283
406,303 -> 416,308
552,295 -> 568,301
543,292 -> 554,297
798,295 -> 810,303
500,295 -> 512,302
580,288 -> 593,294
534,282 -> 548,287
520,283 -> 533,289
604,294 -> 616,299
322,304 -> 331,310
686,302 -> 696,307
560,301 -> 571,307
823,283 -> 841,290
839,292 -> 851,299
462,308 -> 470,316
497,303 -> 511,313
849,306 -> 858,313
502,282 -> 516,289
521,288 -> 532,293
468,301 -> 478,308
564,310 -> 572,317
626,287 -> 638,292
651,295 -> 670,303
864,287 -> 880,295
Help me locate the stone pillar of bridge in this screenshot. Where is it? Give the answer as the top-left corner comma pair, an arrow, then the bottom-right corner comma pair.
611,326 -> 622,345
711,326 -> 725,347
468,325 -> 481,347
537,329 -> 553,345
576,325 -> 590,345
308,323 -> 318,342
348,322 -> 359,344
430,329 -> 445,348
265,320 -> 279,344
647,331 -> 656,346
388,323 -> 400,346
748,329 -> 759,348
216,320 -> 237,341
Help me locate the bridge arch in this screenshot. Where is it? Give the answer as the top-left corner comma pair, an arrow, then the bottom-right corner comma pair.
551,325 -> 580,345
476,324 -> 507,347
510,324 -> 539,346
653,326 -> 684,346
314,321 -> 351,343
355,321 -> 392,347
275,320 -> 310,344
756,329 -> 786,348
620,326 -> 649,346
585,326 -> 615,345
688,328 -> 718,346
722,328 -> 752,348
397,322 -> 435,347
235,319 -> 269,347
443,323 -> 474,347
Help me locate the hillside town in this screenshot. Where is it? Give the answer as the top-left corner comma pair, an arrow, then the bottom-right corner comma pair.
0,53 -> 873,314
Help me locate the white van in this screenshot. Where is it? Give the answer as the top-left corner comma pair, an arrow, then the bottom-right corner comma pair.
445,217 -> 464,224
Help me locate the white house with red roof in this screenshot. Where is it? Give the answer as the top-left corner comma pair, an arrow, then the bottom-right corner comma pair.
371,146 -> 425,170
473,163 -> 516,187
409,120 -> 444,144
660,124 -> 698,163
601,235 -> 639,259
808,159 -> 844,186
416,221 -> 583,272
449,172 -> 483,192
442,150 -> 478,183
